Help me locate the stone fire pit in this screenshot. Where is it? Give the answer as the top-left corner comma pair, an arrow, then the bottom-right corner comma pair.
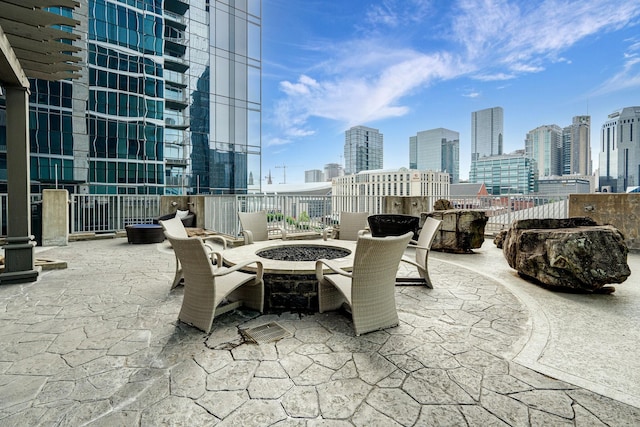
222,241 -> 355,312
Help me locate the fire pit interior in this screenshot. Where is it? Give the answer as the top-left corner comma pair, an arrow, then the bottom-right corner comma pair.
257,245 -> 351,262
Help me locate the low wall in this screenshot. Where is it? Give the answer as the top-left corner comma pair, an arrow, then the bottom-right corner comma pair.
569,194 -> 640,251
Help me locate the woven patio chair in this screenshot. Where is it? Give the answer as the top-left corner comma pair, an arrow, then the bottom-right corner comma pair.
316,231 -> 413,336
238,210 -> 287,244
397,217 -> 442,288
167,235 -> 264,333
159,217 -> 228,289
322,211 -> 369,241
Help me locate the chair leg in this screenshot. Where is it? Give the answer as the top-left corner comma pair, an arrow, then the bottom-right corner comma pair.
171,255 -> 183,289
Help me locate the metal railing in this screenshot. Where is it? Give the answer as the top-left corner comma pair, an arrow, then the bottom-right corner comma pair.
0,193 -> 570,238
69,194 -> 162,233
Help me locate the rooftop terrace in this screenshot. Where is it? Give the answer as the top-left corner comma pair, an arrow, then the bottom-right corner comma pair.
0,237 -> 638,425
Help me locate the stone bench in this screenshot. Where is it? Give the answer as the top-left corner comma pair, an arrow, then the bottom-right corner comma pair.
502,217 -> 631,293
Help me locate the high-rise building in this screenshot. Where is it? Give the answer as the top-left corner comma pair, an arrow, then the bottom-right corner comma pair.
470,151 -> 537,195
471,107 -> 503,161
344,126 -> 383,175
324,163 -> 343,181
305,169 -> 324,183
409,128 -> 459,183
562,116 -> 591,176
599,107 -> 640,192
0,0 -> 262,195
525,124 -> 563,178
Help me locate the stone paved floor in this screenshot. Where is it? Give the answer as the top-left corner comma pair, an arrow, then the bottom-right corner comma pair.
0,238 -> 639,426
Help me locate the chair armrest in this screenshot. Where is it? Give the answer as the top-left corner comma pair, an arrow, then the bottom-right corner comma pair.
241,230 -> 254,244
407,241 -> 429,251
210,251 -> 223,265
400,256 -> 421,270
213,258 -> 264,281
315,258 -> 353,280
268,225 -> 287,240
357,229 -> 370,237
202,235 -> 228,250
322,227 -> 334,241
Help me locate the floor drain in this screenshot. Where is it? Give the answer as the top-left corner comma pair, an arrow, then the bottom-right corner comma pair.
241,322 -> 292,343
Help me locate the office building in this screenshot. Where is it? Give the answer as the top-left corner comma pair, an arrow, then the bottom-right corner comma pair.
0,0 -> 262,195
471,107 -> 503,161
470,151 -> 537,195
525,124 -> 563,178
409,128 -> 459,183
562,116 -> 591,176
332,168 -> 449,214
599,107 -> 640,193
305,169 -> 324,183
344,126 -> 383,175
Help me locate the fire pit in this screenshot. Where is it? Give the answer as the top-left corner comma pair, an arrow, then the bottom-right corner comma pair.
222,240 -> 355,312
257,245 -> 351,262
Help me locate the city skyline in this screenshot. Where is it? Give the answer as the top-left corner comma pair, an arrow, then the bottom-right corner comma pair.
261,0 -> 640,184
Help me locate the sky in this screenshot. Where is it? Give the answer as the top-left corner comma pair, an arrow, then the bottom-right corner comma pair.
259,0 -> 640,185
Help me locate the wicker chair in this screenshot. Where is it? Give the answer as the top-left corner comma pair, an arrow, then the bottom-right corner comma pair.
315,231 -> 413,336
167,235 -> 264,333
159,217 -> 228,289
238,210 -> 287,244
397,217 -> 442,288
322,211 -> 369,241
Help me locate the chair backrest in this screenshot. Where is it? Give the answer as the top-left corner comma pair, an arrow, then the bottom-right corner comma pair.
367,214 -> 420,240
415,217 -> 442,268
351,232 -> 413,303
159,216 -> 189,239
166,236 -> 214,283
338,211 -> 369,240
238,210 -> 269,241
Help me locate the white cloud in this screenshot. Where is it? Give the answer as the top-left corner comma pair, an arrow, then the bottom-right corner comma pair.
270,0 -> 640,140
593,57 -> 640,96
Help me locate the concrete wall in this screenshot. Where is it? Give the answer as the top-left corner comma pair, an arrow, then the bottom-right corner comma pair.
569,194 -> 640,251
159,196 -> 205,229
384,196 -> 432,220
42,189 -> 69,246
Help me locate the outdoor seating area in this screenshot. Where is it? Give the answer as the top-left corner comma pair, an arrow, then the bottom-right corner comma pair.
0,237 -> 638,425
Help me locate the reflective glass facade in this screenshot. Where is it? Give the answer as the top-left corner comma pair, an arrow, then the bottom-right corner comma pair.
0,0 -> 262,195
344,126 -> 383,175
409,128 -> 460,184
470,153 -> 537,195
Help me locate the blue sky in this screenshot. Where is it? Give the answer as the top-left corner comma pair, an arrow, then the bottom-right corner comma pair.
260,0 -> 640,184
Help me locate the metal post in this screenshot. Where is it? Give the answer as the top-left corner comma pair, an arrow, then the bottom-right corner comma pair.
1,86 -> 39,284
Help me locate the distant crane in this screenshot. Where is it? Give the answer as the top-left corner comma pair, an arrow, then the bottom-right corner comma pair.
275,164 -> 287,184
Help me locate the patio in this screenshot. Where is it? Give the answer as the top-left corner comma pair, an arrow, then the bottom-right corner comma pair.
0,237 -> 638,425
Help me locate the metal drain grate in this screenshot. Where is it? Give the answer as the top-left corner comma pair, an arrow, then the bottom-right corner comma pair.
241,322 -> 292,343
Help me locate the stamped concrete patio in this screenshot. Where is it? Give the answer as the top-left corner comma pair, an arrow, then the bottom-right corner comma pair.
0,237 -> 638,426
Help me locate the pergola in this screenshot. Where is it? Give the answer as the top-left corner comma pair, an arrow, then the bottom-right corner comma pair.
0,0 -> 81,284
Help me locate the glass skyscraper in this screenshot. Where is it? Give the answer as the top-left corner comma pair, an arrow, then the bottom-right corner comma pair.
525,124 -> 563,178
470,152 -> 537,195
409,128 -> 459,183
0,0 -> 262,195
344,126 -> 383,175
471,106 -> 503,161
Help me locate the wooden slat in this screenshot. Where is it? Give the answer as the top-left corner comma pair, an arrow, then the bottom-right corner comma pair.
21,58 -> 81,72
13,47 -> 81,64
2,0 -> 80,11
0,19 -> 80,42
6,34 -> 81,54
25,69 -> 80,81
1,2 -> 79,28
